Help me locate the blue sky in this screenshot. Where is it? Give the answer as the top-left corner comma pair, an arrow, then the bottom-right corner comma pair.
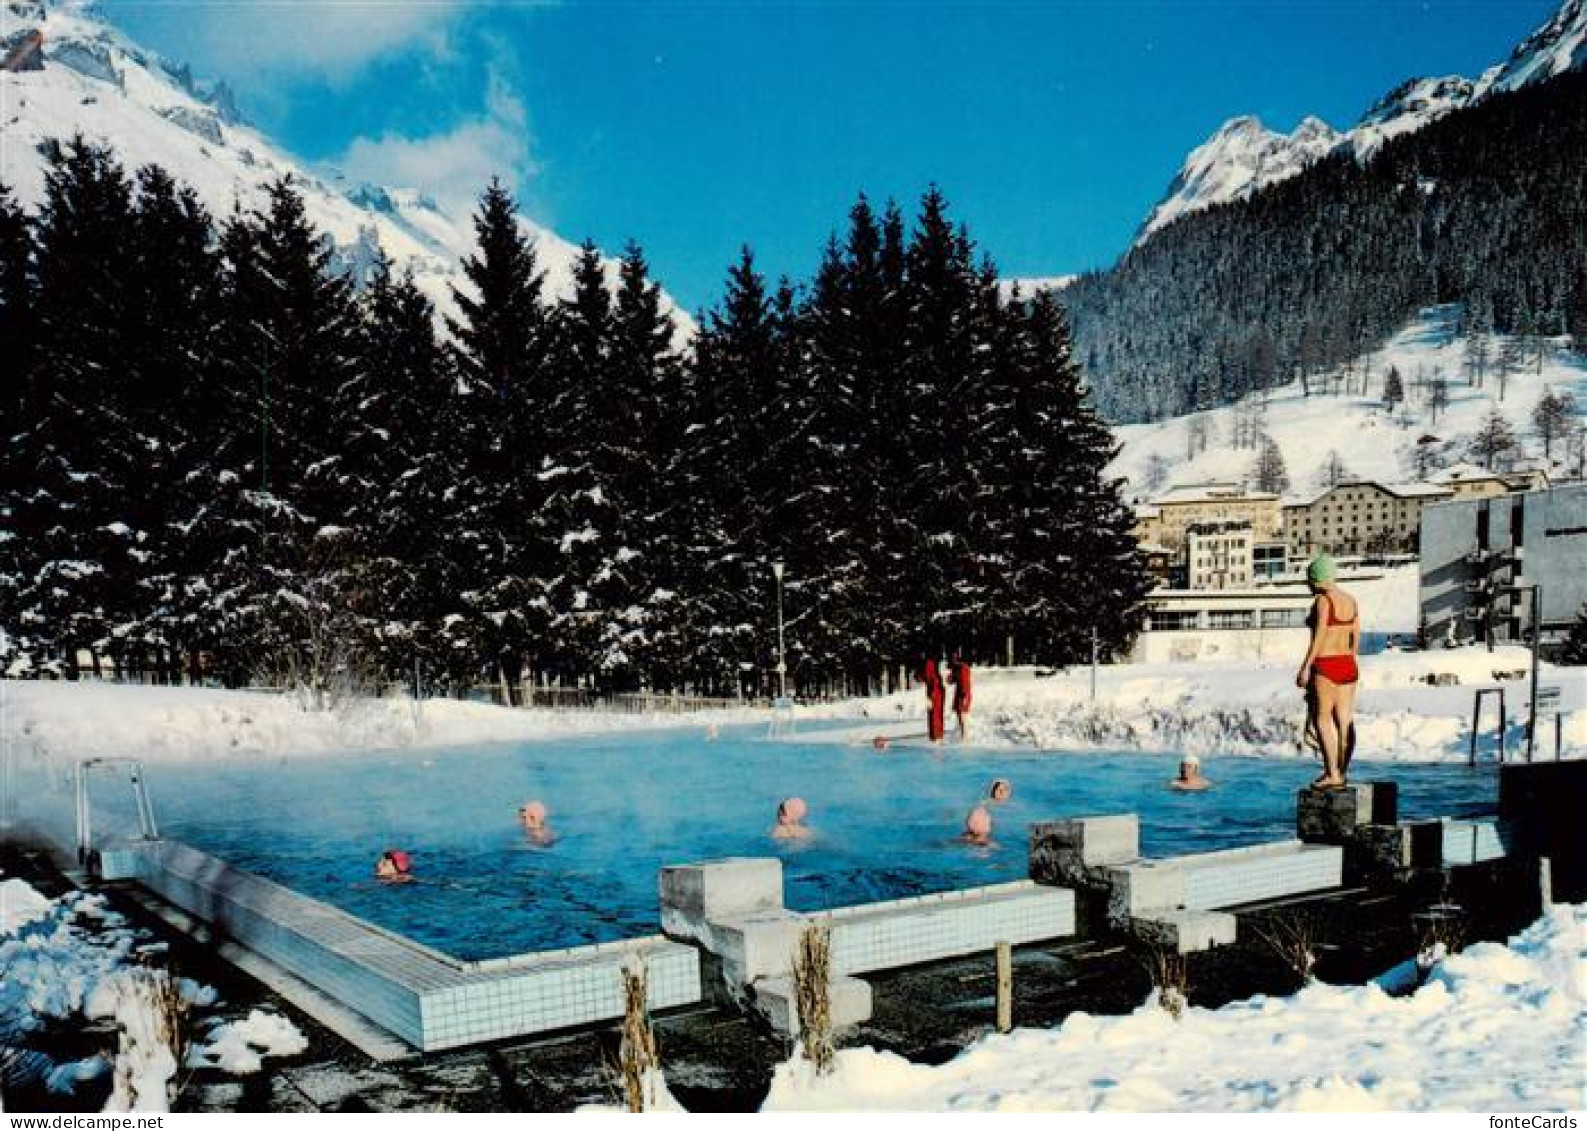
105,0 -> 1560,311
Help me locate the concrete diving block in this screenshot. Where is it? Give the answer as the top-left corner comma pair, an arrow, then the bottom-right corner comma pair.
661,860 -> 1077,995
660,858 -> 801,990
1129,909 -> 1238,955
751,973 -> 873,1036
1029,814 -> 1141,887
1297,782 -> 1398,844
1440,819 -> 1512,866
1106,840 -> 1344,925
823,881 -> 1076,977
93,838 -> 158,881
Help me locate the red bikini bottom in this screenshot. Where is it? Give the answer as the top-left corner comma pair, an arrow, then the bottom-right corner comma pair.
1312,655 -> 1359,685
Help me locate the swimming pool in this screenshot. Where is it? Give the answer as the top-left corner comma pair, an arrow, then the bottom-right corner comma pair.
53,727 -> 1498,961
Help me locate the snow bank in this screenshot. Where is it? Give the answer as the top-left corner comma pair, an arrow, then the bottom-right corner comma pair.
189,1010 -> 307,1075
0,679 -> 760,767
821,645 -> 1583,762
760,905 -> 1587,1112
1,883 -> 138,1038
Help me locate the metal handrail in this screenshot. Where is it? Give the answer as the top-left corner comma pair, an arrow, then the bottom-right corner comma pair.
74,757 -> 161,867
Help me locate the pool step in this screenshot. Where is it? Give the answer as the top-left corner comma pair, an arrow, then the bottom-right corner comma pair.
750,973 -> 873,1037
661,858 -> 1078,1022
1031,816 -> 1344,954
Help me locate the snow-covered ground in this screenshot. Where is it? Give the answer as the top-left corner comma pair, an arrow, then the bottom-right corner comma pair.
1109,306 -> 1587,500
3,639 -> 1582,771
818,644 -> 1585,763
0,679 -> 765,766
0,875 -> 306,1110
754,903 -> 1587,1113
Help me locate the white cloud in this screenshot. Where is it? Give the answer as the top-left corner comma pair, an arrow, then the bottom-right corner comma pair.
106,0 -> 469,82
335,73 -> 534,214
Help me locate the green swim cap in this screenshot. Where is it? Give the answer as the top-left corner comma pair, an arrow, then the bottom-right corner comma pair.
1307,555 -> 1336,584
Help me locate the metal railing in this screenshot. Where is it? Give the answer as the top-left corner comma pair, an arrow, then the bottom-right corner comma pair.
74,757 -> 160,867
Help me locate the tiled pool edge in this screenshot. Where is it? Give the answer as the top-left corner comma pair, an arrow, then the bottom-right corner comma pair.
127,839 -> 703,1052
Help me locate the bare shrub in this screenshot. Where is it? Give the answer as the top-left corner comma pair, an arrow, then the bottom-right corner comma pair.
616,964 -> 661,1112
1253,911 -> 1318,985
1147,949 -> 1189,1019
792,921 -> 835,1074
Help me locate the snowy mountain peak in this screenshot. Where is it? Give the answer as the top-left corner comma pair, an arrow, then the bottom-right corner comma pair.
0,0 -> 689,333
1478,0 -> 1587,95
1138,0 -> 1586,243
1139,114 -> 1339,241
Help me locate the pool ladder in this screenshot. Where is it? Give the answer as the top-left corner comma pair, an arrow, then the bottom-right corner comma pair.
74,757 -> 161,868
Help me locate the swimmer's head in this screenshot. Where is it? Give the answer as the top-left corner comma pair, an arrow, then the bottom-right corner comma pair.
964,805 -> 993,840
378,849 -> 412,876
1307,555 -> 1337,587
777,797 -> 808,825
1178,756 -> 1202,779
519,800 -> 548,829
989,778 -> 1012,801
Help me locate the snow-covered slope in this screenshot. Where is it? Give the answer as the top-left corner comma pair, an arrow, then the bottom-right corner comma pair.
1108,305 -> 1587,504
1138,0 -> 1587,242
0,1 -> 682,327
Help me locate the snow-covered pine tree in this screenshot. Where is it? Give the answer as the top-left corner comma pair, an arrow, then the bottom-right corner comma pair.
13,139 -> 141,677
1532,388 -> 1578,461
544,240 -> 618,686
897,187 -> 985,661
1316,450 -> 1353,490
223,179 -> 365,691
349,260 -> 468,689
0,184 -> 37,675
1251,434 -> 1291,495
124,165 -> 223,683
1004,289 -> 1149,662
681,248 -> 787,694
447,180 -> 558,699
1382,366 -> 1405,412
1469,408 -> 1520,471
608,241 -> 686,689
788,198 -> 900,693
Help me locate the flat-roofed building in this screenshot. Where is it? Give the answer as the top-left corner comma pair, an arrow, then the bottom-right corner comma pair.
1139,482 -> 1283,552
1131,586 -> 1316,664
1419,483 -> 1587,647
1433,463 -> 1551,501
1284,480 -> 1454,560
1186,521 -> 1254,590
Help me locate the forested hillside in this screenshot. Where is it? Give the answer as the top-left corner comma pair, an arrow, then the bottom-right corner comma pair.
1069,70 -> 1587,422
0,146 -> 1148,695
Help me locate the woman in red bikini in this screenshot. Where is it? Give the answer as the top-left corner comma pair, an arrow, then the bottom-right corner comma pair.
1296,555 -> 1360,789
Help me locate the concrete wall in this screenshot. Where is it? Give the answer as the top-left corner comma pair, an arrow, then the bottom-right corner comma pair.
1420,484 -> 1587,645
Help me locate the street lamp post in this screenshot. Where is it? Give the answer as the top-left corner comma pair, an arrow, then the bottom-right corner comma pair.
771,561 -> 787,700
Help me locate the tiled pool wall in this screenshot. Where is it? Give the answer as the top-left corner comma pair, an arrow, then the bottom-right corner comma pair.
39,774 -> 1538,1052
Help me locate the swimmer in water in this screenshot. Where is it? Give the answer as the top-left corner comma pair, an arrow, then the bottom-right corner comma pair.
988,778 -> 1012,803
375,849 -> 414,884
519,800 -> 557,845
960,805 -> 994,846
771,796 -> 812,840
1169,756 -> 1212,792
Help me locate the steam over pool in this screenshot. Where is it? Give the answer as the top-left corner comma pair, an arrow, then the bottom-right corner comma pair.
54,726 -> 1494,960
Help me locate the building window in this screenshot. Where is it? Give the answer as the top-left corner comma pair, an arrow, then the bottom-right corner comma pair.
1207,610 -> 1254,630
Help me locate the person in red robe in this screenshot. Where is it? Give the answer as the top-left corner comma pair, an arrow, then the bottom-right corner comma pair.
950,654 -> 973,741
921,657 -> 946,743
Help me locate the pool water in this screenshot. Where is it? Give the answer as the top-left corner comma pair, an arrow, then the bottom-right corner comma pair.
69,727 -> 1498,961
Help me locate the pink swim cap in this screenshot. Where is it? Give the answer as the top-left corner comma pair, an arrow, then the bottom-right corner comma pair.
387,849 -> 412,874
519,800 -> 548,824
964,806 -> 992,838
779,797 -> 808,823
